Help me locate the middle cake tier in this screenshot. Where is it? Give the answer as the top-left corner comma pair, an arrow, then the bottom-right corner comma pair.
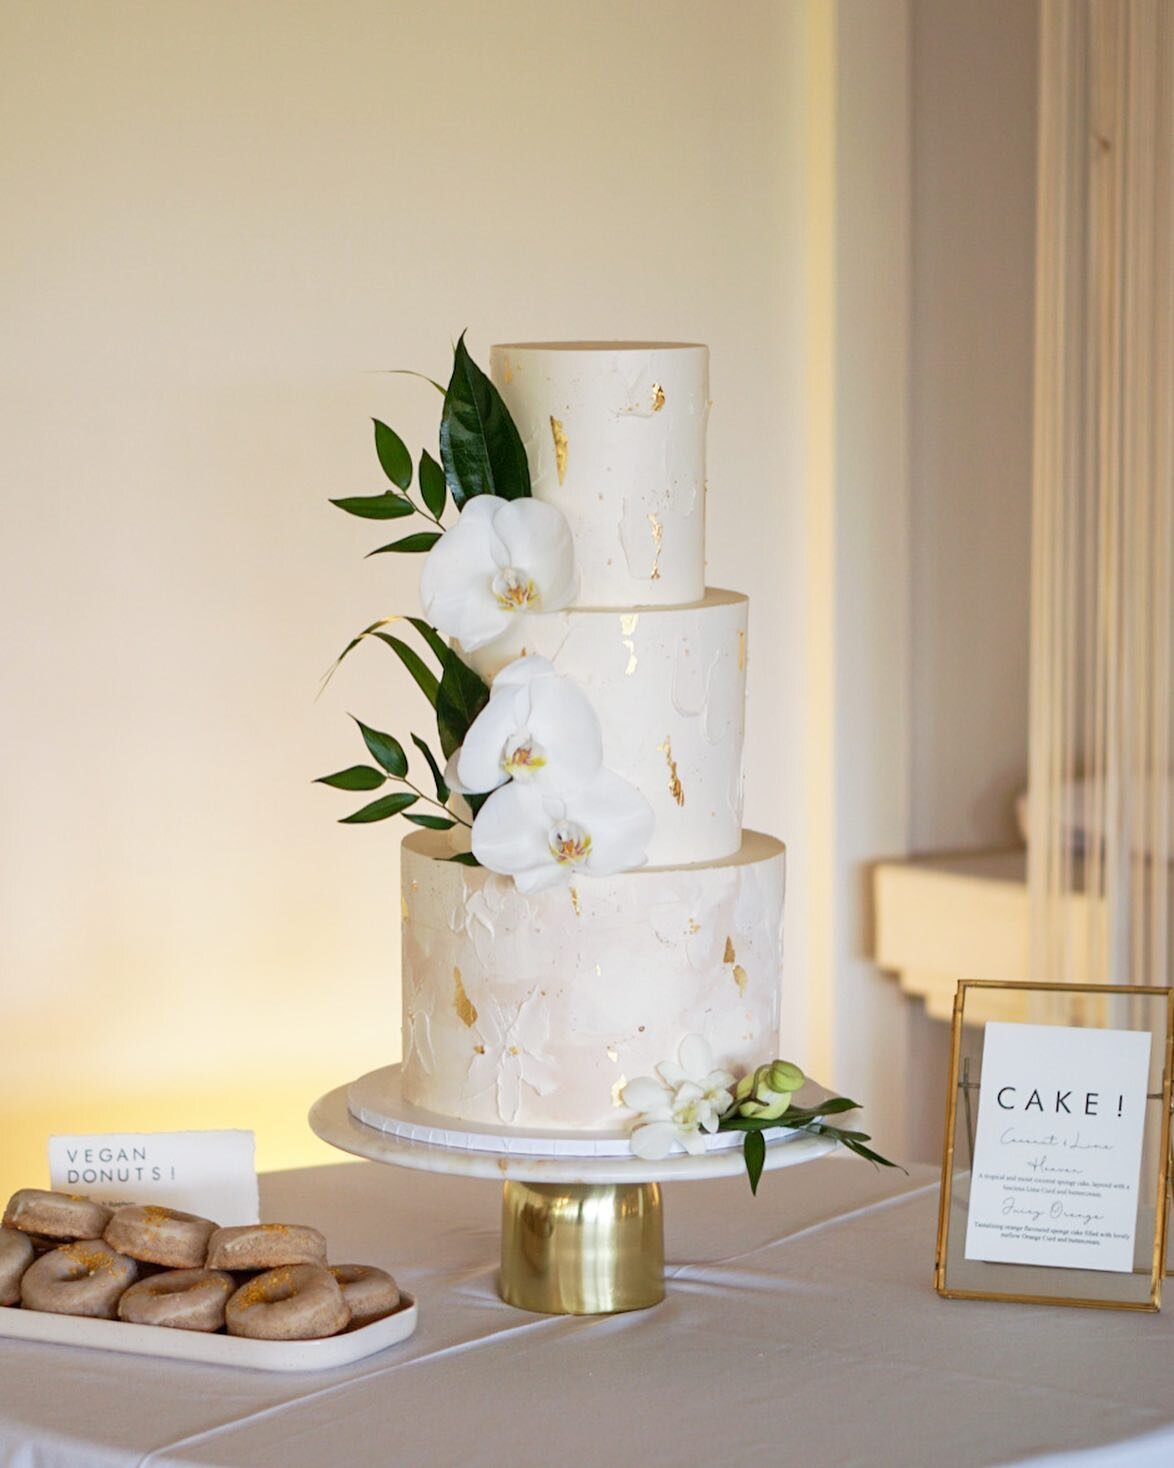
462,588 -> 747,866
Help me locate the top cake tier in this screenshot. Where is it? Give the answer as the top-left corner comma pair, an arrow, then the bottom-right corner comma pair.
490,342 -> 708,608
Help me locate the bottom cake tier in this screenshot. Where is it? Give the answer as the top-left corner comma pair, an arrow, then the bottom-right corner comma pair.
399,829 -> 785,1131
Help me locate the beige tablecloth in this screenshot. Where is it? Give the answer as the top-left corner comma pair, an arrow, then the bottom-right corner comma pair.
0,1157 -> 1171,1467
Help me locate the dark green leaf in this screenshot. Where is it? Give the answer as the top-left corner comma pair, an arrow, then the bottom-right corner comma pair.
436,648 -> 490,759
404,812 -> 457,830
810,1096 -> 860,1116
411,733 -> 450,803
329,493 -> 414,520
314,764 -> 386,792
439,332 -> 531,508
744,1131 -> 766,1196
367,532 -> 441,556
352,717 -> 408,776
446,851 -> 481,865
340,791 -> 418,824
372,634 -> 439,706
406,617 -> 450,667
419,449 -> 447,519
373,419 -> 412,489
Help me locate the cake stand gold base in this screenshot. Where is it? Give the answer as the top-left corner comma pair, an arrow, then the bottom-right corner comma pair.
499,1180 -> 665,1315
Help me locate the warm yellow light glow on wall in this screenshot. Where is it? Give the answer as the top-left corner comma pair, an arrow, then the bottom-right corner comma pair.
0,0 -> 813,1190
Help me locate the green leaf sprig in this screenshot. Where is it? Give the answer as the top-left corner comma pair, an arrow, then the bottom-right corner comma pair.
716,1080 -> 903,1195
320,335 -> 529,852
316,717 -> 460,829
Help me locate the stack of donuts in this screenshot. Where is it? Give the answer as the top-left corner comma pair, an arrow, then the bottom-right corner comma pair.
0,1189 -> 401,1339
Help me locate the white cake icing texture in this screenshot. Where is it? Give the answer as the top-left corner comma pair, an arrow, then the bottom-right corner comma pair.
462,589 -> 747,866
397,340 -> 785,1135
489,343 -> 708,608
400,830 -> 784,1130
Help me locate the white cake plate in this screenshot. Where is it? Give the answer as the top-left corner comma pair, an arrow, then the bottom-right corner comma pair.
309,1067 -> 839,1316
312,1065 -> 837,1183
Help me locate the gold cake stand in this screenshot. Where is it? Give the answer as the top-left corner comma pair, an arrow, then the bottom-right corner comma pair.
309,1066 -> 837,1316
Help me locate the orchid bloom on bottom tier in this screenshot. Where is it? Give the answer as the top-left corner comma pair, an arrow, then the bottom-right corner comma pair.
622,1033 -> 902,1192
470,767 -> 654,893
621,1036 -> 736,1160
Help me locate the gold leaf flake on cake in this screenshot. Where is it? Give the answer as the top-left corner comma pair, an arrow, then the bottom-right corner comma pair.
453,967 -> 478,1028
401,895 -> 410,922
606,1047 -> 619,1063
688,918 -> 701,934
569,885 -> 581,917
549,416 -> 568,484
732,965 -> 748,994
500,354 -> 513,384
619,612 -> 639,676
648,514 -> 663,580
651,382 -> 666,412
723,936 -> 736,964
658,735 -> 685,806
611,1075 -> 629,1107
737,629 -> 745,672
473,1043 -> 485,1055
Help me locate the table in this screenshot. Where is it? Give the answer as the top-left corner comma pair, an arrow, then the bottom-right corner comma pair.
1,1158 -> 1171,1467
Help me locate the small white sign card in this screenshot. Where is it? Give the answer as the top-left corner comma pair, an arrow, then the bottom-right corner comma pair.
964,1023 -> 1152,1273
48,1130 -> 259,1226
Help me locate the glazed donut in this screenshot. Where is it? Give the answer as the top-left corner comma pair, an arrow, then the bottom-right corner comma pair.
329,1264 -> 400,1327
118,1268 -> 233,1331
20,1240 -> 137,1319
226,1264 -> 349,1340
3,1189 -> 112,1242
104,1205 -> 217,1268
206,1223 -> 327,1271
0,1228 -> 35,1306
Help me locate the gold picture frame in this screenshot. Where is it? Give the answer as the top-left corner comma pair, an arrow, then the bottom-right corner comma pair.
935,981 -> 1174,1311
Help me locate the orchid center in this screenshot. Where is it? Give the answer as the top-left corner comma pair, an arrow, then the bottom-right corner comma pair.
503,731 -> 547,779
548,820 -> 592,866
493,567 -> 539,612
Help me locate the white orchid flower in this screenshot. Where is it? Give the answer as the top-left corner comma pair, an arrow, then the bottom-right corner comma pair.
420,495 -> 578,652
622,1035 -> 736,1161
470,767 -> 653,893
457,655 -> 602,797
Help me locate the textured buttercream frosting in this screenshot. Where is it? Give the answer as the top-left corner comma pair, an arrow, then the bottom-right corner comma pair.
463,589 -> 747,866
490,342 -> 708,608
400,830 -> 784,1131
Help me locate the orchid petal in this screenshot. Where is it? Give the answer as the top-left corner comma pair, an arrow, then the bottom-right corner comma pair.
457,682 -> 529,793
621,1076 -> 671,1112
493,499 -> 578,611
419,499 -> 511,649
526,675 -> 603,792
567,770 -> 655,877
630,1122 -> 679,1161
657,1062 -> 689,1089
678,1126 -> 707,1156
470,782 -> 551,876
678,1033 -> 714,1081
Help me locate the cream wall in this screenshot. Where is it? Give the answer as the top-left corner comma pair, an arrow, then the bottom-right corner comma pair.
0,0 -> 835,1196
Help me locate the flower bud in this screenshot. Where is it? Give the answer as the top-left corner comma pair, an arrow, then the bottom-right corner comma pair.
734,1072 -> 756,1103
768,1060 -> 805,1094
740,1094 -> 792,1121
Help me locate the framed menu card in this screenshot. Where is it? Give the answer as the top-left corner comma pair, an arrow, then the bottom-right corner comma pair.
935,982 -> 1173,1311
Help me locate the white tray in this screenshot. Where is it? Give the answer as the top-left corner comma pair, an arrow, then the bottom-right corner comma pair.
0,1294 -> 417,1372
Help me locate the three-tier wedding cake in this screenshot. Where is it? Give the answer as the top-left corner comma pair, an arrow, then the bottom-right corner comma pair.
398,343 -> 785,1133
